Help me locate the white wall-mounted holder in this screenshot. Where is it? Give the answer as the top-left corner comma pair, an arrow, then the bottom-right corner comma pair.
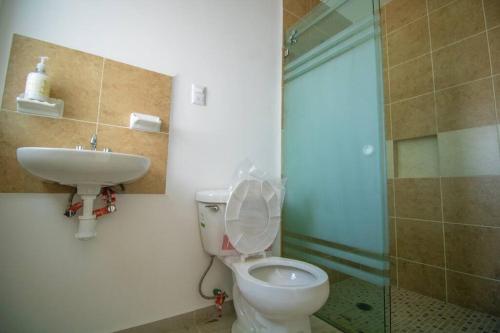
129,112 -> 161,132
16,93 -> 64,118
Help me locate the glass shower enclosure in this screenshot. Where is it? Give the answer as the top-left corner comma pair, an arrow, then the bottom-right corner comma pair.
282,0 -> 389,332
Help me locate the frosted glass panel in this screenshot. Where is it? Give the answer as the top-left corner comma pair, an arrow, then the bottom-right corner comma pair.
282,0 -> 389,331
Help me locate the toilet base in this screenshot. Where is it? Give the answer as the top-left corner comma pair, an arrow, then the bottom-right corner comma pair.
232,283 -> 311,333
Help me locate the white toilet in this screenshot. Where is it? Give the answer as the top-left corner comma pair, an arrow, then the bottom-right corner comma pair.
196,179 -> 329,333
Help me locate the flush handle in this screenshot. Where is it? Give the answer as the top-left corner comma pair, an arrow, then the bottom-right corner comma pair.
205,204 -> 219,212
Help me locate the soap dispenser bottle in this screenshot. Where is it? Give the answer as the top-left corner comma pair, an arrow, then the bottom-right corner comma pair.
24,56 -> 50,102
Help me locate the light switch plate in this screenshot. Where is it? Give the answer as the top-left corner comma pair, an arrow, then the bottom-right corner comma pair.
191,84 -> 206,106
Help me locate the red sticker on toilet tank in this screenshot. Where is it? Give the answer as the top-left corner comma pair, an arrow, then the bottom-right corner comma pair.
222,234 -> 235,250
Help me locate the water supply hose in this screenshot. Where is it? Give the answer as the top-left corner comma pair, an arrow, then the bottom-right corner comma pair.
198,255 -> 216,300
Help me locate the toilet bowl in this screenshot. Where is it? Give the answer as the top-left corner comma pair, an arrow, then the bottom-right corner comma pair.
196,179 -> 329,333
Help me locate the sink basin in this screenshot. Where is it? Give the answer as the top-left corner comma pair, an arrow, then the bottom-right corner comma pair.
17,147 -> 150,186
16,147 -> 151,240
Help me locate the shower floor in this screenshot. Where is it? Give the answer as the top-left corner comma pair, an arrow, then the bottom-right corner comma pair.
317,278 -> 500,333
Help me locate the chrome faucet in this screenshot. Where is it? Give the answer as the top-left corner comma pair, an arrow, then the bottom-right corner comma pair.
90,134 -> 97,151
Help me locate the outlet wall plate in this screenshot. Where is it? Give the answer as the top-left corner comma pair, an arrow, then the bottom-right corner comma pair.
191,84 -> 206,106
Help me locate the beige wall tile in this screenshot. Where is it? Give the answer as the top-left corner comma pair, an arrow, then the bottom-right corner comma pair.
386,140 -> 394,179
389,217 -> 396,256
383,70 -> 390,103
385,0 -> 427,33
495,75 -> 500,113
484,0 -> 500,29
380,7 -> 387,40
395,136 -> 439,178
444,224 -> 500,279
387,17 -> 430,67
436,78 -> 496,132
437,125 -> 500,177
390,55 -> 433,102
447,271 -> 500,316
382,35 -> 388,71
394,178 -> 442,220
0,111 -> 95,193
384,105 -> 392,139
1,34 -> 171,195
390,257 -> 398,286
396,218 -> 444,266
427,0 -> 455,11
2,34 -> 102,122
97,125 -> 168,194
284,10 -> 300,33
441,176 -> 500,227
433,33 -> 491,89
387,180 -> 395,217
489,27 -> 500,75
99,60 -> 172,132
429,0 -> 485,50
284,0 -> 310,18
397,259 -> 446,300
391,93 -> 436,140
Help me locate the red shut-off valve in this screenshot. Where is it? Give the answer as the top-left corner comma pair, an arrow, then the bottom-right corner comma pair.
65,187 -> 117,218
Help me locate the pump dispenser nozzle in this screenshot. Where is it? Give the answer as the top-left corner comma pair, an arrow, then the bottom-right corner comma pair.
36,56 -> 49,73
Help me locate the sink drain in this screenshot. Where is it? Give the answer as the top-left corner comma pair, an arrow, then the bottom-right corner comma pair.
356,302 -> 373,311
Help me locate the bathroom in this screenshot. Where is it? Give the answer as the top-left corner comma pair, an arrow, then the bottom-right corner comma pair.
0,0 -> 499,332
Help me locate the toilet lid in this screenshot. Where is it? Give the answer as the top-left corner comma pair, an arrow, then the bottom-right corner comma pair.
225,179 -> 281,255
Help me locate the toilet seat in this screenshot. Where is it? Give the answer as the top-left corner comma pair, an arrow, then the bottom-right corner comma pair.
225,179 -> 281,255
232,257 -> 328,289
230,256 -> 330,321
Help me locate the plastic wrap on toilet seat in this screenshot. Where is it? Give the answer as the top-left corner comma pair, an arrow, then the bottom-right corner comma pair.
225,160 -> 286,255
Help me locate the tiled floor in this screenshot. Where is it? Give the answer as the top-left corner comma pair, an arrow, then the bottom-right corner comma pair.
123,278 -> 500,333
194,313 -> 340,333
391,288 -> 500,333
316,277 -> 500,333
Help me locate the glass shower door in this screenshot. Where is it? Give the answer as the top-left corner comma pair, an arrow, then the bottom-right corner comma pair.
282,1 -> 389,332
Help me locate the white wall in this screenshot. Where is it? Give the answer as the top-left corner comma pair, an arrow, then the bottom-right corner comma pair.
0,1 -> 282,332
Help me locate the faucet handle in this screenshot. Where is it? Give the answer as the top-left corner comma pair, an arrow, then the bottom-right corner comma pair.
90,134 -> 97,150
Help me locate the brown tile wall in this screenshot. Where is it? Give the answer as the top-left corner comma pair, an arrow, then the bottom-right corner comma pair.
0,34 -> 171,194
283,0 -> 321,32
381,0 -> 500,316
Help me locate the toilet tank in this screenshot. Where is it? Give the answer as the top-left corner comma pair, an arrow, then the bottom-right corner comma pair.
196,190 -> 238,257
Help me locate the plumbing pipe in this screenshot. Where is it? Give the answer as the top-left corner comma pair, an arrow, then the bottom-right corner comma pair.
75,194 -> 98,240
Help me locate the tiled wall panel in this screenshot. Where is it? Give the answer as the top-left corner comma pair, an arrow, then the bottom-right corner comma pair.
382,0 -> 500,315
0,34 -> 171,194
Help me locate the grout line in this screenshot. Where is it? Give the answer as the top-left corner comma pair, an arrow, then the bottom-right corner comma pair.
386,14 -> 428,38
446,268 -> 500,283
397,257 -> 444,271
385,0 -> 461,38
2,108 -> 96,125
383,7 -> 399,288
431,29 -> 486,53
388,30 -> 487,71
1,107 -> 169,135
388,52 -> 430,71
390,74 -> 495,105
390,216 -> 500,229
433,75 -> 493,94
95,58 -> 106,135
425,0 -> 448,303
397,257 -> 500,283
481,0 -> 500,157
427,0 -> 460,14
488,23 -> 500,32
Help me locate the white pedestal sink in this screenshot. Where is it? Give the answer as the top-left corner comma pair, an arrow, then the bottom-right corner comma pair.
17,147 -> 150,239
